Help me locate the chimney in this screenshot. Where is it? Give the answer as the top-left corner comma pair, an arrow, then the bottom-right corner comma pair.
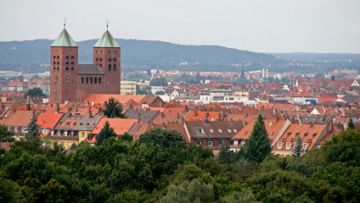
220,111 -> 224,121
56,103 -> 60,113
26,96 -> 31,111
89,107 -> 93,118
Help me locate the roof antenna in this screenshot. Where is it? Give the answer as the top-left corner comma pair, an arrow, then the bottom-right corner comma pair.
106,19 -> 109,31
63,18 -> 67,29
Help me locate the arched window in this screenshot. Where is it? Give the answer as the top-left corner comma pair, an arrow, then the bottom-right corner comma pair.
113,64 -> 116,71
108,64 -> 112,71
81,77 -> 84,84
99,77 -> 102,84
94,78 -> 97,84
85,77 -> 89,84
90,77 -> 93,84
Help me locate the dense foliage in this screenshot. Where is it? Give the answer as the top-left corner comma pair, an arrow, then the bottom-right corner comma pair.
1,129 -> 360,202
25,88 -> 46,98
102,97 -> 126,118
0,125 -> 15,142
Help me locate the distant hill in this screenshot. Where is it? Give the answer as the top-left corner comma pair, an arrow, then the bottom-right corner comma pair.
0,39 -> 282,72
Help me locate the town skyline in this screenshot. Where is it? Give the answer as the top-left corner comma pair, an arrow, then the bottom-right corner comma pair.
1,0 -> 360,53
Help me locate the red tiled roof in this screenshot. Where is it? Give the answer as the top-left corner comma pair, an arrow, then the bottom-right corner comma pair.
37,112 -> 63,129
91,118 -> 137,135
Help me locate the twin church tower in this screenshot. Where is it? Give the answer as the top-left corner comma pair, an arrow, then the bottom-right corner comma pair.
50,25 -> 121,104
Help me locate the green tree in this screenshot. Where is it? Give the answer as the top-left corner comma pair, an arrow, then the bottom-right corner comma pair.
220,189 -> 259,203
322,129 -> 360,166
139,128 -> 186,148
26,116 -> 40,138
160,179 -> 214,203
119,132 -> 133,142
292,135 -> 303,158
103,97 -> 126,118
244,114 -> 272,163
96,121 -> 117,145
0,124 -> 15,142
348,118 -> 355,129
25,87 -> 46,98
219,145 -> 241,164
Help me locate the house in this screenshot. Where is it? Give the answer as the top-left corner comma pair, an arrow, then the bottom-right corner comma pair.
37,112 -> 64,137
89,118 -> 137,143
184,120 -> 245,153
0,110 -> 34,135
73,114 -> 102,142
272,123 -> 329,156
231,118 -> 291,151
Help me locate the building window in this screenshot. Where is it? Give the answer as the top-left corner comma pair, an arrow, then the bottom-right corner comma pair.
90,77 -> 93,84
71,56 -> 74,59
196,140 -> 202,145
100,58 -> 102,61
94,77 -> 97,84
71,67 -> 74,70
302,143 -> 308,150
108,58 -> 112,62
96,58 -> 98,61
108,64 -> 112,70
286,142 -> 292,149
65,67 -> 69,70
99,78 -> 102,84
100,64 -> 102,67
113,58 -> 116,61
219,139 -> 225,146
113,64 -> 117,71
66,56 -> 69,59
277,142 -> 283,149
85,77 -> 89,84
81,77 -> 84,84
208,140 -> 213,147
71,62 -> 74,65
66,61 -> 69,65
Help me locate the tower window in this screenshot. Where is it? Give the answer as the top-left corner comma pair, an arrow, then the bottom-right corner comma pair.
100,58 -> 102,61
71,56 -> 74,59
94,78 -> 97,84
66,67 -> 69,70
53,62 -> 56,65
71,67 -> 74,70
86,77 -> 89,84
99,78 -> 102,84
66,62 -> 69,65
66,56 -> 69,59
100,64 -> 102,67
53,56 -> 56,59
108,64 -> 112,71
96,58 -> 98,61
57,62 -> 60,65
90,77 -> 93,84
108,58 -> 112,62
71,62 -> 74,65
113,58 -> 116,61
113,64 -> 117,71
81,77 -> 84,84
57,56 -> 60,59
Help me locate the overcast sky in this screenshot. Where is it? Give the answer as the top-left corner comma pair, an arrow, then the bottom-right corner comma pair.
0,0 -> 359,53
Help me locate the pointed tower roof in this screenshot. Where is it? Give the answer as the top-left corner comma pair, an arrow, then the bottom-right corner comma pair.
94,30 -> 120,48
51,28 -> 77,47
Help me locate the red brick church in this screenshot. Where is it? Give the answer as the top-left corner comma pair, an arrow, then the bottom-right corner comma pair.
50,26 -> 121,104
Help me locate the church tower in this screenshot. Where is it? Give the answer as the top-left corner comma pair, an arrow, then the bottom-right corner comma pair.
50,26 -> 78,104
93,27 -> 121,94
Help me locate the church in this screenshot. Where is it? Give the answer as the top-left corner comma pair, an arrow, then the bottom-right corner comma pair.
49,26 -> 121,104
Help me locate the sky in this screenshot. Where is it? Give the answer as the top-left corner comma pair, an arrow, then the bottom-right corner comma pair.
0,0 -> 359,53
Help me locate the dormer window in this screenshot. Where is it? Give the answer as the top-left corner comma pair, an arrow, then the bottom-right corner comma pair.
286,142 -> 292,149
227,129 -> 232,133
209,129 -> 214,133
218,129 -> 223,133
277,142 -> 283,149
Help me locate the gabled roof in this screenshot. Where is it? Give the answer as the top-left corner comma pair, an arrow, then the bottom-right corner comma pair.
91,118 -> 137,135
94,30 -> 120,48
78,64 -> 104,75
185,121 -> 245,139
0,111 -> 33,127
37,112 -> 63,129
51,28 -> 77,47
125,109 -> 160,123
